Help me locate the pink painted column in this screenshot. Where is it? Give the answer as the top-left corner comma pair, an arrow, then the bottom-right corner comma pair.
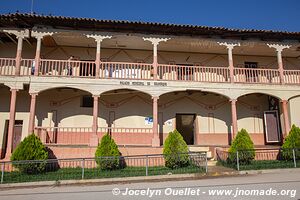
281,100 -> 291,137
28,93 -> 38,134
15,36 -> 23,76
230,99 -> 238,142
90,95 -> 99,146
34,36 -> 42,76
276,50 -> 285,84
5,89 -> 18,158
267,44 -> 290,84
95,40 -> 101,78
228,46 -> 235,83
152,44 -> 158,81
152,96 -> 160,147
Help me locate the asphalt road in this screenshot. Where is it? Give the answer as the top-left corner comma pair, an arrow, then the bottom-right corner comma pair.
0,171 -> 299,200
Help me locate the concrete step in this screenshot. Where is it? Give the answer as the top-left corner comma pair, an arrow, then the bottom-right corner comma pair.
188,146 -> 212,158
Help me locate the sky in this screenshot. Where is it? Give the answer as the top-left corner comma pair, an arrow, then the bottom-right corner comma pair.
0,0 -> 300,32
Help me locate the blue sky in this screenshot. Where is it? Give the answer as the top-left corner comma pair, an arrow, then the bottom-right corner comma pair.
0,0 -> 300,32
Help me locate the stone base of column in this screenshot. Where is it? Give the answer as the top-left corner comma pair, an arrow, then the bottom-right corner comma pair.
4,152 -> 12,161
151,136 -> 160,147
89,134 -> 99,147
40,129 -> 47,144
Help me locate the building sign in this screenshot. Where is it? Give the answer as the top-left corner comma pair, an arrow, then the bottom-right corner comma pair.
120,81 -> 167,87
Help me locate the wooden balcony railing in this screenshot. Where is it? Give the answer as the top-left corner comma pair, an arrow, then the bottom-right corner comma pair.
283,70 -> 300,84
97,127 -> 153,133
35,126 -> 153,146
234,68 -> 281,84
158,64 -> 230,82
100,62 -> 153,80
0,58 -> 15,76
39,59 -> 96,77
0,58 -> 300,85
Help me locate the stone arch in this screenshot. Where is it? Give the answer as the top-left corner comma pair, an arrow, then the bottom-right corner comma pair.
35,86 -> 93,128
159,89 -> 232,145
99,88 -> 153,129
34,85 -> 93,95
158,88 -> 231,100
236,91 -> 282,101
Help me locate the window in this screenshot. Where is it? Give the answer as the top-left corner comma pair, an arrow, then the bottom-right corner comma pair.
244,62 -> 258,68
81,95 -> 93,107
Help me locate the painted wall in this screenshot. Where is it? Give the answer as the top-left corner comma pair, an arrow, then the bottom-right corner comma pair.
289,96 -> 300,127
0,86 -> 31,152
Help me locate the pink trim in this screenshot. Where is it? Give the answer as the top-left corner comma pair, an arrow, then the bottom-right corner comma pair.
281,100 -> 290,137
5,89 -> 17,158
152,96 -> 160,147
28,93 -> 37,134
92,95 -> 99,134
230,99 -> 238,141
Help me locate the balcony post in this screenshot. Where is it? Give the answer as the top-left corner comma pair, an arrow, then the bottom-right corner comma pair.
267,44 -> 291,84
152,96 -> 160,147
4,30 -> 29,76
28,93 -> 38,134
218,41 -> 240,83
5,89 -> 18,158
32,31 -> 54,76
90,95 -> 100,146
143,37 -> 170,80
86,35 -> 112,78
281,100 -> 291,137
230,99 -> 238,143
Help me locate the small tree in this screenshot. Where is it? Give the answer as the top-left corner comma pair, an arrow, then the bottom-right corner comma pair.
282,125 -> 300,160
11,134 -> 49,174
163,129 -> 189,169
228,129 -> 255,164
95,134 -> 121,170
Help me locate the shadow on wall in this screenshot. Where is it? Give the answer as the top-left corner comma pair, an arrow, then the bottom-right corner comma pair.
35,88 -> 153,128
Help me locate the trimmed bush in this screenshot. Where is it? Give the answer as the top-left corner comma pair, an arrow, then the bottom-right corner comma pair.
11,134 -> 49,174
282,124 -> 300,160
95,134 -> 121,170
163,129 -> 189,169
228,129 -> 255,164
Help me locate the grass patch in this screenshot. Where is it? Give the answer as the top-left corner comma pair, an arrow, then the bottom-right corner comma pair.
2,165 -> 205,184
217,160 -> 300,170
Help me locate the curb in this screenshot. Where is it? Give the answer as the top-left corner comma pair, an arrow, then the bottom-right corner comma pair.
1,168 -> 298,189
0,172 -> 239,189
238,167 -> 300,175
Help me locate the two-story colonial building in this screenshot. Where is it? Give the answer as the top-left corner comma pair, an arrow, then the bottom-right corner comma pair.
1,13 -> 300,159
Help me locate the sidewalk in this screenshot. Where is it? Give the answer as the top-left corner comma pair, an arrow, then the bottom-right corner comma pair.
1,164 -> 299,190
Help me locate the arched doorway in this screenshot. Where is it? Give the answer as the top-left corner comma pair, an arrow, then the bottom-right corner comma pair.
237,93 -> 282,145
159,90 -> 231,146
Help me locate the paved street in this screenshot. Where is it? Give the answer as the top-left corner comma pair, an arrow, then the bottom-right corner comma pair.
0,171 -> 299,200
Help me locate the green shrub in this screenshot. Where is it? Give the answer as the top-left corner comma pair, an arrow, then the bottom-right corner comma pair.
163,129 -> 190,169
95,134 -> 121,170
282,124 -> 300,160
11,134 -> 48,174
228,129 -> 255,164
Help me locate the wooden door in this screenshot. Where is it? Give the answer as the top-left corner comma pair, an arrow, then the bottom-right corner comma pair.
264,111 -> 281,143
12,120 -> 23,151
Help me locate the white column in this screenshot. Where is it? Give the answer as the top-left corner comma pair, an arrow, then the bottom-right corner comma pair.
31,31 -> 54,76
86,34 -> 112,77
267,44 -> 291,84
143,37 -> 170,80
218,41 -> 240,83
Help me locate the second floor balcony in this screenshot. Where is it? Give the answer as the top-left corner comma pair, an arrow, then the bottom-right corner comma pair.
0,29 -> 300,86
0,57 -> 300,85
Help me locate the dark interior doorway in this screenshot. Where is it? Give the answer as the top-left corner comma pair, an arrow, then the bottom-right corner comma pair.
176,114 -> 195,145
